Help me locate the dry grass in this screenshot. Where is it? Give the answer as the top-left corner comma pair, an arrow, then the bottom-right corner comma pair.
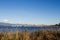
0,30 -> 60,40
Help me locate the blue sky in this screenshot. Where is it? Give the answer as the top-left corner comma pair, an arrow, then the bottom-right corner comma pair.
0,0 -> 60,25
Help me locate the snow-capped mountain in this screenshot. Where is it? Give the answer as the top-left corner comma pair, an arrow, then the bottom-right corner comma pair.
0,22 -> 41,27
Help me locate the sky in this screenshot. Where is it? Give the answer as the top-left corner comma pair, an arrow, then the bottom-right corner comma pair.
0,0 -> 60,25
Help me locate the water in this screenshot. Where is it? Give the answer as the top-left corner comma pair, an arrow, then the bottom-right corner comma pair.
0,26 -> 60,32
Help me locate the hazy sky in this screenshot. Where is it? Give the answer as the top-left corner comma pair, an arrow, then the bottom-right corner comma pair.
0,0 -> 60,25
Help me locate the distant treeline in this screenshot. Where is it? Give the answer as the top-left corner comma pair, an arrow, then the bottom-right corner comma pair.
54,23 -> 60,26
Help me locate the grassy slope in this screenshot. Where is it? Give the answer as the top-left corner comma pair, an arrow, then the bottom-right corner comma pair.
0,30 -> 60,40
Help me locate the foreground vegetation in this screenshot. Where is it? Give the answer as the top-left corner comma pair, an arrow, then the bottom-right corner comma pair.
0,30 -> 60,40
